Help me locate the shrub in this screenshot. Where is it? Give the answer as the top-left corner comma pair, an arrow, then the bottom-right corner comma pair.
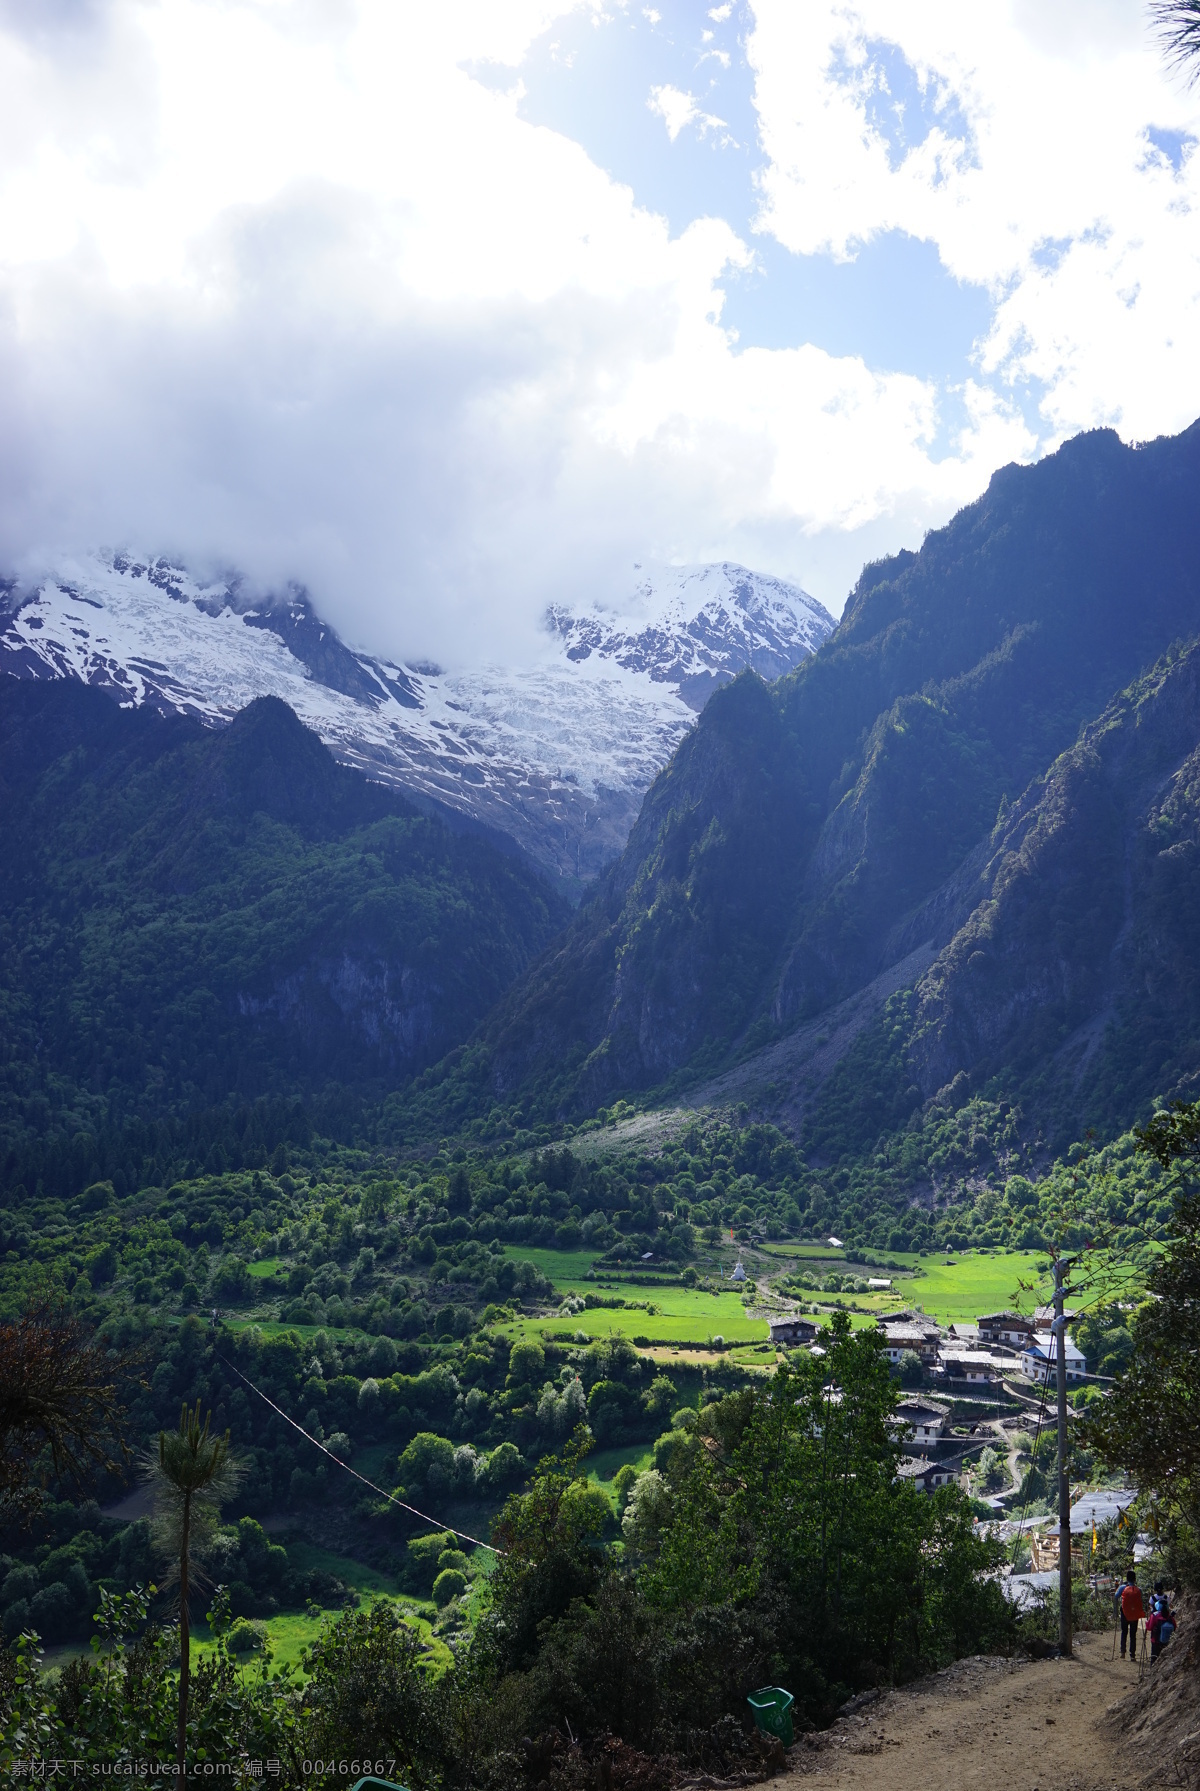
404,1530 -> 457,1595
227,1618 -> 267,1654
611,1464 -> 640,1513
432,1568 -> 466,1607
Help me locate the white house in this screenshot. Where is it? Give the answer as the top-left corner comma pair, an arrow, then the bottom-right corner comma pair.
1020,1333 -> 1086,1383
890,1399 -> 949,1451
896,1455 -> 958,1494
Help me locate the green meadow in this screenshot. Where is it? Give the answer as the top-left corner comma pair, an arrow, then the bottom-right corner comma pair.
500,1244 -> 601,1280
192,1541 -> 455,1677
500,1282 -> 767,1347
877,1249 -> 1052,1323
232,1242 -> 1056,1356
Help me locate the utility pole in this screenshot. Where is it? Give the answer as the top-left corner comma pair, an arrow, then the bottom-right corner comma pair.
1052,1254 -> 1073,1655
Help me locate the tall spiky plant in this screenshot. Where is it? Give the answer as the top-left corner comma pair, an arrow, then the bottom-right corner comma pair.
148,1402 -> 240,1786
1150,0 -> 1200,81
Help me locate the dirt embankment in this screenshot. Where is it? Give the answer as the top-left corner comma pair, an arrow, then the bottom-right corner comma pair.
773,1620 -> 1199,1791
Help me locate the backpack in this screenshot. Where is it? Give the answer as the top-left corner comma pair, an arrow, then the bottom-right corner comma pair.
1121,1584 -> 1143,1620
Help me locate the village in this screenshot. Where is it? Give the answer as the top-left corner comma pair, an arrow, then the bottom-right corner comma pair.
764,1300 -> 1120,1572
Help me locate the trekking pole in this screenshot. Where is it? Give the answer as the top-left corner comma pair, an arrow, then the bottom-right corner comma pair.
1109,1606 -> 1118,1662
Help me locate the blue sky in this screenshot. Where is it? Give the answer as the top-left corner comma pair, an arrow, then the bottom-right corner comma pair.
497,2 -> 993,384
0,0 -> 1197,659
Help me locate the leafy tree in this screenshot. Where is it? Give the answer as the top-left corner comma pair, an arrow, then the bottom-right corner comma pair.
621,1470 -> 671,1553
481,1430 -> 603,1672
397,1432 -> 455,1494
644,1317 -> 1010,1697
1088,1102 -> 1200,1579
506,1338 -> 545,1389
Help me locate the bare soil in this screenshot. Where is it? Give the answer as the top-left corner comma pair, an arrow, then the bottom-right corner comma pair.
774,1631 -> 1156,1791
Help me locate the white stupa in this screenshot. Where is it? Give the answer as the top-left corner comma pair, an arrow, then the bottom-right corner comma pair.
731,1259 -> 747,1283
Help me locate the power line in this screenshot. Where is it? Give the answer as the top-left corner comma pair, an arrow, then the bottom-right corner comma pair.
216,1350 -> 503,1555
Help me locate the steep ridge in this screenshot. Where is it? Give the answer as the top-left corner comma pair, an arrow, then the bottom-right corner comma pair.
665,636 -> 1200,1151
428,420 -> 1200,1134
906,637 -> 1200,1125
0,556 -> 832,886
0,677 -> 570,1150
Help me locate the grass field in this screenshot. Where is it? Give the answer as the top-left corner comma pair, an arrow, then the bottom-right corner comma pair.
757,1243 -> 847,1260
881,1250 -> 1051,1322
497,1244 -> 1057,1350
501,1243 -> 602,1279
500,1282 -> 768,1347
191,1540 -> 455,1677
585,1441 -> 653,1496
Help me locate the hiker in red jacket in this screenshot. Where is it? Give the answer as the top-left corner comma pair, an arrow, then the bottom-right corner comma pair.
1120,1570 -> 1146,1661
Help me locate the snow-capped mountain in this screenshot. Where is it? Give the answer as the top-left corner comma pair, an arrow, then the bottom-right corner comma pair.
0,555 -> 834,884
548,563 -> 832,709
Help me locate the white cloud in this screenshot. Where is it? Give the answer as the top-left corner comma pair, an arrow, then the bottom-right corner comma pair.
0,0 -> 1195,670
749,0 -> 1200,442
647,83 -> 726,143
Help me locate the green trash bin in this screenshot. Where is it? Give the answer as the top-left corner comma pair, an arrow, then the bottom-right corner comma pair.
748,1684 -> 794,1746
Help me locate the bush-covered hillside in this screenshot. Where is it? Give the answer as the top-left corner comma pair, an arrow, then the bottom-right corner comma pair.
0,678 -> 569,1201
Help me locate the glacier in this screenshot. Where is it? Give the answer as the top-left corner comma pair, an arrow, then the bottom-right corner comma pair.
0,554 -> 834,885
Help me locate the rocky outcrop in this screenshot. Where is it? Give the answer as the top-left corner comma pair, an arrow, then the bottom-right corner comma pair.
909,641 -> 1200,1118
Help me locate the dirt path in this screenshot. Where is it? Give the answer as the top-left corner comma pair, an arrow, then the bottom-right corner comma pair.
776,1631 -> 1140,1791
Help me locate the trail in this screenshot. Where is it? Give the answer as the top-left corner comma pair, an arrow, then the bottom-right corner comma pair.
776,1631 -> 1138,1791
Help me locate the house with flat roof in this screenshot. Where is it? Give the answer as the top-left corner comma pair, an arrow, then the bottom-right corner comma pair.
937,1348 -> 1001,1385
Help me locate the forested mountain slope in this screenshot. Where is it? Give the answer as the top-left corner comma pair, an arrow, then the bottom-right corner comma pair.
0,678 -> 569,1195
417,420 -> 1200,1137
